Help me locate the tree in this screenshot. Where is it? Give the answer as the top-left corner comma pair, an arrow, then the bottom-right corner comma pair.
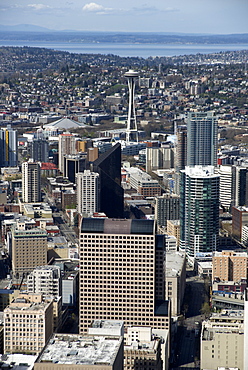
200,302 -> 211,317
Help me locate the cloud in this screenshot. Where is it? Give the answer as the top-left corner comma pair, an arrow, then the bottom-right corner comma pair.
132,5 -> 179,14
27,4 -> 52,11
82,3 -> 178,16
82,3 -> 119,14
83,3 -> 106,12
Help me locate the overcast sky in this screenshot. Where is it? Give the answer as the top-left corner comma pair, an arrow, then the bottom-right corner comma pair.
1,0 -> 248,34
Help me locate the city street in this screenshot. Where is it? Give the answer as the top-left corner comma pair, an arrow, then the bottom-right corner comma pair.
171,276 -> 206,370
53,212 -> 79,245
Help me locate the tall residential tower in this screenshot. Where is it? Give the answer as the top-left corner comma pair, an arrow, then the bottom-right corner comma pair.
76,170 -> 99,217
180,166 -> 219,264
186,111 -> 217,166
22,160 -> 41,203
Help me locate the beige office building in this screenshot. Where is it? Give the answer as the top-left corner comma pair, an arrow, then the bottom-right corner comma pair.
201,310 -> 244,370
212,250 -> 247,282
165,251 -> 186,316
58,133 -> 76,174
166,219 -> 180,246
125,326 -> 169,370
11,224 -> 47,278
79,218 -> 170,334
4,293 -> 53,355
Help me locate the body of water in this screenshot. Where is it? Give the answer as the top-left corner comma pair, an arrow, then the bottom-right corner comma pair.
0,40 -> 248,58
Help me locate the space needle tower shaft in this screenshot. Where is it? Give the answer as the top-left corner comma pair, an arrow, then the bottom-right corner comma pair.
125,69 -> 139,144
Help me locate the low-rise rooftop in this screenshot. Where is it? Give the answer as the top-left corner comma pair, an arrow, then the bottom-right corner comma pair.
165,251 -> 185,277
37,334 -> 122,366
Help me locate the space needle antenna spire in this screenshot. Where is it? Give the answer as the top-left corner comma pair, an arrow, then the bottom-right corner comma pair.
124,69 -> 139,144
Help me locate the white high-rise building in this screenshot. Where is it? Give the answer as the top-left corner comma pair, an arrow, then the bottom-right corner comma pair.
58,133 -> 76,174
76,170 -> 99,217
146,146 -> 173,172
22,160 -> 41,203
27,265 -> 62,297
216,165 -> 248,211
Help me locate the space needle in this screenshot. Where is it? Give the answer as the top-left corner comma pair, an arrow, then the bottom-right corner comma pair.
124,69 -> 139,144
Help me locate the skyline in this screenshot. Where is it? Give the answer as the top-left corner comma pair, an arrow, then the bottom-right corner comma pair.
1,0 -> 248,35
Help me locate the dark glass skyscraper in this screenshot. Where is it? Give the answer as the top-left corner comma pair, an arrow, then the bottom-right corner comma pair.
92,143 -> 124,218
29,139 -> 49,163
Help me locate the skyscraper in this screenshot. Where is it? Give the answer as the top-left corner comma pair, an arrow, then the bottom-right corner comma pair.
216,165 -> 248,211
180,166 -> 219,263
92,143 -> 124,218
29,138 -> 49,163
175,125 -> 187,171
0,125 -> 18,167
64,154 -> 86,183
186,111 -> 217,166
76,170 -> 99,217
155,193 -> 180,227
58,133 -> 76,174
79,218 -> 170,334
146,145 -> 173,172
22,160 -> 41,203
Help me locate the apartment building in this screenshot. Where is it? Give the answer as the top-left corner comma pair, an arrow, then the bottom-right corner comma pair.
155,194 -> 180,227
201,310 -> 244,370
4,293 -> 53,355
22,161 -> 41,203
126,167 -> 161,197
76,170 -> 99,217
27,265 -> 62,297
166,219 -> 180,246
212,250 -> 247,282
232,206 -> 248,241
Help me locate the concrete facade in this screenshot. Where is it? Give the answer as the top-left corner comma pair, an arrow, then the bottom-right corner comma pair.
11,224 -> 47,278
4,293 -> 53,355
200,310 -> 244,370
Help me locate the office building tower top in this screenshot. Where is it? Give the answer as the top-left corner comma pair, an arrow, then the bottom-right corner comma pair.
186,111 -> 217,166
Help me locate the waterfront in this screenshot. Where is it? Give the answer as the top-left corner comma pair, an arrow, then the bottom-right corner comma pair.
0,40 -> 248,58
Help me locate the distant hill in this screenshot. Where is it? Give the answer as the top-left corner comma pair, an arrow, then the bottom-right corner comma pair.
0,24 -> 53,32
0,26 -> 248,44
